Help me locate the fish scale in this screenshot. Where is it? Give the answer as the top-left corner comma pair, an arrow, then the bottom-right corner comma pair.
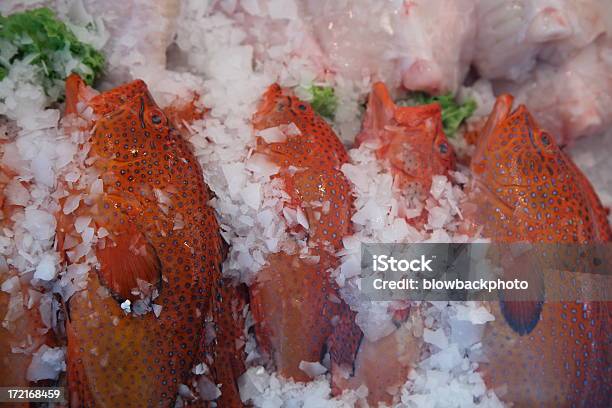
468,94 -> 610,407
250,84 -> 362,384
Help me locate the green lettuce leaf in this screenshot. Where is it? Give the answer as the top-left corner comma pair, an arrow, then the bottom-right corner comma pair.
0,7 -> 104,93
308,85 -> 338,120
401,92 -> 477,137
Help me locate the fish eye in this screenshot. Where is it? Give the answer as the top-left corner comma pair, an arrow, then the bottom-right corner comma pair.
439,142 -> 448,154
541,132 -> 550,146
146,108 -> 166,127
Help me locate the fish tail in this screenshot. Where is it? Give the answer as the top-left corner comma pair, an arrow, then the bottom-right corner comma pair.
574,300 -> 611,406
210,278 -> 247,408
329,300 -> 363,394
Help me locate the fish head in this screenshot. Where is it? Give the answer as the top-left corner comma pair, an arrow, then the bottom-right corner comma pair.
88,80 -> 172,162
252,83 -> 349,168
360,82 -> 455,197
467,95 -> 584,245
471,95 -> 563,197
89,79 -> 150,116
388,105 -> 455,196
66,74 -> 172,163
396,103 -> 455,174
252,83 -> 315,130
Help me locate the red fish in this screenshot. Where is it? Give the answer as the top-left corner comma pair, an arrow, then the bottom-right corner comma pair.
249,84 -> 362,384
357,82 -> 455,226
58,74 -> 244,407
333,82 -> 459,405
466,95 -> 611,407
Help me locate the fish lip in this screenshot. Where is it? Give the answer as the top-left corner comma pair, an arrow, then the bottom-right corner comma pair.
471,133 -> 497,174
471,122 -> 494,169
90,80 -> 150,117
252,84 -> 283,129
471,94 -> 515,170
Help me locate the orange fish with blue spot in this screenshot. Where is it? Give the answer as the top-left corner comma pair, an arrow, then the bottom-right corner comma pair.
58,74 -> 244,407
250,84 -> 362,384
357,82 -> 455,226
466,94 -> 611,407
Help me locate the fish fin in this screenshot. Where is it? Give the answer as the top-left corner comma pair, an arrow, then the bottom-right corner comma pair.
370,82 -> 396,123
328,300 -> 363,385
499,299 -> 543,335
252,84 -> 284,130
95,226 -> 161,302
251,253 -> 334,381
64,74 -> 99,117
54,209 -> 74,264
472,95 -> 514,174
66,316 -> 95,407
210,278 -> 247,408
394,103 -> 442,128
65,74 -> 86,116
495,247 -> 545,335
249,278 -> 275,360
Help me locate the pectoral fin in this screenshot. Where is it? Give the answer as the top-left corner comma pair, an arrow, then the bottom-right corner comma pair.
499,298 -> 543,335
496,246 -> 544,335
96,228 -> 161,302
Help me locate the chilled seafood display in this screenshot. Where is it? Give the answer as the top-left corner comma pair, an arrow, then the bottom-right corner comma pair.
0,1 -> 610,408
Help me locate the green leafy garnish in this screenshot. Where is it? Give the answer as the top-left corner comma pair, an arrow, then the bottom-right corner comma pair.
0,7 -> 104,94
401,93 -> 477,137
308,85 -> 338,120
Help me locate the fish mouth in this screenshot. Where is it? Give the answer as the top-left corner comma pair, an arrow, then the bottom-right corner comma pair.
252,84 -> 284,128
471,94 -> 514,170
90,80 -> 149,116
